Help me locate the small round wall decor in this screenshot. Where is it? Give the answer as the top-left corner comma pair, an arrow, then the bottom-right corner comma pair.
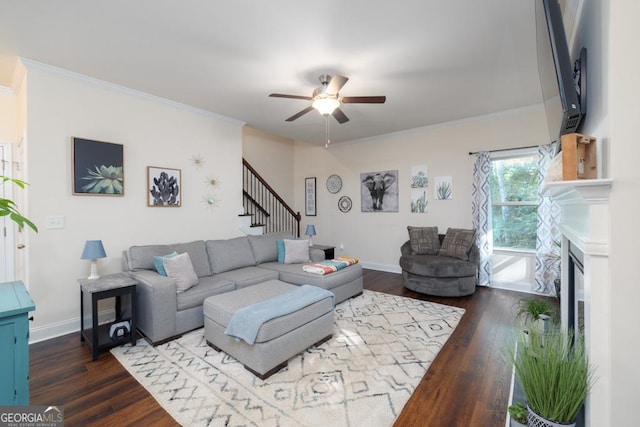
326,174 -> 342,194
338,196 -> 352,212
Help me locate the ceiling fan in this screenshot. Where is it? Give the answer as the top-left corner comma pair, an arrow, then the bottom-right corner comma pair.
269,74 -> 386,124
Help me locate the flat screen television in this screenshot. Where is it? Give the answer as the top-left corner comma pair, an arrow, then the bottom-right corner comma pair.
535,0 -> 586,144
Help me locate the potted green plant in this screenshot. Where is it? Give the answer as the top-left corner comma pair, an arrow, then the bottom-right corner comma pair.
508,328 -> 595,427
0,175 -> 38,232
508,401 -> 528,426
516,298 -> 555,346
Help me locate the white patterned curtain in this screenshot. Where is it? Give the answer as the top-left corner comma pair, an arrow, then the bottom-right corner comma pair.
472,152 -> 493,286
534,143 -> 561,294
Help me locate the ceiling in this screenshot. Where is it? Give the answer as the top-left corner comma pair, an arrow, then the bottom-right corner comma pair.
0,0 -> 544,145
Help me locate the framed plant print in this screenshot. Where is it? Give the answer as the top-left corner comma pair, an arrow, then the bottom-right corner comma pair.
147,166 -> 181,207
305,177 -> 317,216
72,137 -> 124,195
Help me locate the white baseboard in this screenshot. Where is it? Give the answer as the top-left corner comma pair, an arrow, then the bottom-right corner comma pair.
361,262 -> 402,274
29,309 -> 116,344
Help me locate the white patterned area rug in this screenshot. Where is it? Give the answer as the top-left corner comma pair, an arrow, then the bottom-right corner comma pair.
111,290 -> 465,427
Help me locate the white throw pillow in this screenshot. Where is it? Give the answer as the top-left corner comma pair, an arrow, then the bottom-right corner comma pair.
163,252 -> 199,293
283,239 -> 311,264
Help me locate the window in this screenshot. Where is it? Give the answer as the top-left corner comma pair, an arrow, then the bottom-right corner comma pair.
489,152 -> 538,250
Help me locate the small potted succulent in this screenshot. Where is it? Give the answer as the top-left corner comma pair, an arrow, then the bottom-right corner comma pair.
508,401 -> 528,426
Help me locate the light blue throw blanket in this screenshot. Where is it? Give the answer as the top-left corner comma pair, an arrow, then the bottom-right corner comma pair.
224,285 -> 334,345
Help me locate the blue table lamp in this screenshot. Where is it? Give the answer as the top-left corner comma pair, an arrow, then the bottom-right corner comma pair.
81,240 -> 107,280
305,224 -> 316,247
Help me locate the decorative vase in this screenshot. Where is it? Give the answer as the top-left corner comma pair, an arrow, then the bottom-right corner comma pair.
527,406 -> 576,427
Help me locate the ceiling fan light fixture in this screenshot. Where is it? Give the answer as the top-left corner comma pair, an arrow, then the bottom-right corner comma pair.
312,97 -> 340,115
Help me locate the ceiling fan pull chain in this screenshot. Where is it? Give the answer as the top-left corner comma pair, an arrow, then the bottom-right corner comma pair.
325,115 -> 331,148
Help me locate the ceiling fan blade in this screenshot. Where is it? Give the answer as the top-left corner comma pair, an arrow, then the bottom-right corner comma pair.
341,96 -> 386,104
332,108 -> 350,124
325,75 -> 349,95
286,106 -> 314,122
269,93 -> 313,101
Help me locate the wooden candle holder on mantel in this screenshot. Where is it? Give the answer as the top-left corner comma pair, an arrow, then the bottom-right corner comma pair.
562,133 -> 597,180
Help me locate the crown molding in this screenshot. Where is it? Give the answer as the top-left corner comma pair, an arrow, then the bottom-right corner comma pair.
20,58 -> 246,126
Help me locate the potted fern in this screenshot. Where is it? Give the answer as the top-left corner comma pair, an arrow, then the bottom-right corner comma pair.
508,328 -> 595,427
1,175 -> 37,232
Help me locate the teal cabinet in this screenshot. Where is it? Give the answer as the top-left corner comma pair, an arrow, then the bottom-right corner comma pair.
0,281 -> 36,405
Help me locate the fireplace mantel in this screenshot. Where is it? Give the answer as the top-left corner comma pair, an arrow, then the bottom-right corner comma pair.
542,178 -> 612,427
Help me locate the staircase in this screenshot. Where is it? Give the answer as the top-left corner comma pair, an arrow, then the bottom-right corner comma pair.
242,158 -> 301,237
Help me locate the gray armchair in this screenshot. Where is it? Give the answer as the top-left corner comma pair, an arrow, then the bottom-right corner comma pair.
399,233 -> 479,297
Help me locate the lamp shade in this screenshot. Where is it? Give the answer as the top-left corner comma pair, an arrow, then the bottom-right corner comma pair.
305,224 -> 316,237
81,240 -> 107,260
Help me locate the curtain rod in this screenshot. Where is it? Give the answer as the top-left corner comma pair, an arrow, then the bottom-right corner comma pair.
468,144 -> 539,156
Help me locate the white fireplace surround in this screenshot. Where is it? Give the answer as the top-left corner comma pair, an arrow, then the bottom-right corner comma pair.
542,178 -> 612,427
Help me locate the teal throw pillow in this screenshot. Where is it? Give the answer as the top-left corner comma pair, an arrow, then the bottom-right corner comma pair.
153,251 -> 178,276
277,240 -> 286,263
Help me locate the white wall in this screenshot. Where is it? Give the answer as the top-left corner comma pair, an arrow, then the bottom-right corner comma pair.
0,88 -> 17,142
290,106 -> 548,272
242,126 -> 295,204
602,1 -> 639,425
21,61 -> 245,342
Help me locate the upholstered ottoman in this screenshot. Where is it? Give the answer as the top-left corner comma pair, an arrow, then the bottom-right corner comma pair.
203,279 -> 334,379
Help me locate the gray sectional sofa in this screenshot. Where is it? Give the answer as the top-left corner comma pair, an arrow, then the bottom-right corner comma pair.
122,232 -> 363,345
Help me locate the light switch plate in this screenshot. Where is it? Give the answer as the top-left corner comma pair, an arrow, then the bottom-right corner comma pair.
46,216 -> 65,229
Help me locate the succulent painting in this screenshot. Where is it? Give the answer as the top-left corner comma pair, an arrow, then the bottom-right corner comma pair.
150,171 -> 180,205
81,165 -> 123,194
411,171 -> 428,188
436,181 -> 452,199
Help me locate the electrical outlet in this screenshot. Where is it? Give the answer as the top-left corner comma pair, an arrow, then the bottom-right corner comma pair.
46,216 -> 65,229
340,243 -> 344,251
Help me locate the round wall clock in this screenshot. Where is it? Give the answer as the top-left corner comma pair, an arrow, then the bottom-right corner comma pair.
338,196 -> 352,212
326,174 -> 342,193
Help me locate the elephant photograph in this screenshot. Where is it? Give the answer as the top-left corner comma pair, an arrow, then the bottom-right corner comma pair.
360,170 -> 399,212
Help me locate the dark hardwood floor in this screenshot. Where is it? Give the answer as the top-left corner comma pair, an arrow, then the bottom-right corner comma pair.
29,269 -> 528,426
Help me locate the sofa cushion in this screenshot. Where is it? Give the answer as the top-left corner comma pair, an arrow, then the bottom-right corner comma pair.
283,239 -> 310,264
128,240 -> 211,277
407,226 -> 440,255
206,236 -> 256,274
399,254 -> 477,277
172,241 -> 212,277
248,232 -> 293,264
439,228 -> 477,261
176,275 -> 235,311
214,266 -> 279,289
163,252 -> 199,293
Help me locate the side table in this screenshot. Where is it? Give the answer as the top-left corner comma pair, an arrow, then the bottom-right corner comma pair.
311,244 -> 336,260
79,273 -> 137,361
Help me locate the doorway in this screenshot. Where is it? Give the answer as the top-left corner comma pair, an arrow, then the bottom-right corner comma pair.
0,142 -> 15,282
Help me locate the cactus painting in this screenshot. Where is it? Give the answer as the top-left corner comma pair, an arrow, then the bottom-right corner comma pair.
410,190 -> 428,213
434,176 -> 453,200
147,166 -> 181,207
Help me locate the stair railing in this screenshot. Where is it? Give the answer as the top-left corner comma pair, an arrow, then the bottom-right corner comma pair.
242,158 -> 301,237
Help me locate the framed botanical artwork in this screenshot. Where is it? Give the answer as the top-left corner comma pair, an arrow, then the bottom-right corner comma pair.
410,165 -> 428,188
434,176 -> 453,200
305,177 -> 317,216
72,137 -> 124,196
147,166 -> 181,207
360,170 -> 399,212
